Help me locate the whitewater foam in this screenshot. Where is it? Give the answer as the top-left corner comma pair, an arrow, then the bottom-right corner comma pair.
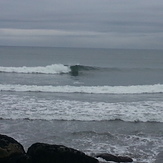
0,94 -> 163,122
0,64 -> 70,74
0,84 -> 163,94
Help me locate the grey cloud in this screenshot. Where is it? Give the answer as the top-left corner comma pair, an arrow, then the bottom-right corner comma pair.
0,0 -> 163,49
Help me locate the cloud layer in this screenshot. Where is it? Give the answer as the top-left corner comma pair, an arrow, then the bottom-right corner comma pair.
0,0 -> 163,49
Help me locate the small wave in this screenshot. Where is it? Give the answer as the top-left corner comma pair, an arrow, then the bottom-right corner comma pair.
72,131 -> 114,137
0,117 -> 162,123
0,84 -> 163,94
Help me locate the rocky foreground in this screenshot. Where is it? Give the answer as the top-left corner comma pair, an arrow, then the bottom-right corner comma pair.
0,134 -> 133,163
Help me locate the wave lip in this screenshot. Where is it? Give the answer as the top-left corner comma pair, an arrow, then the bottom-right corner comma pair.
0,84 -> 163,94
0,64 -> 70,74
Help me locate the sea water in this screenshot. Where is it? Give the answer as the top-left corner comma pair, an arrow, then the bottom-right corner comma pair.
0,46 -> 163,163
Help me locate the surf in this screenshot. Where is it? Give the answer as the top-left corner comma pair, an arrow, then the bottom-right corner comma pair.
0,64 -> 99,76
0,64 -> 70,74
1,64 -> 161,76
0,94 -> 163,122
0,84 -> 163,94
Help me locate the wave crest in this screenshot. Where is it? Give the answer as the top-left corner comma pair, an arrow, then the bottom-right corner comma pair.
0,64 -> 99,76
0,64 -> 70,74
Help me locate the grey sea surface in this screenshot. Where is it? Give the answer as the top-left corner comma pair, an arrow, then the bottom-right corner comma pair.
0,46 -> 163,163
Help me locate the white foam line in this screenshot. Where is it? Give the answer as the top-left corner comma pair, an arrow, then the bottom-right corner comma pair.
0,64 -> 70,74
0,84 -> 163,94
0,95 -> 163,122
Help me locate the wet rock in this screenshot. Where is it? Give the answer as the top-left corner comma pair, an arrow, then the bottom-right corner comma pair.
0,134 -> 30,163
95,153 -> 133,162
1,134 -> 134,163
27,142 -> 99,163
4,154 -> 31,163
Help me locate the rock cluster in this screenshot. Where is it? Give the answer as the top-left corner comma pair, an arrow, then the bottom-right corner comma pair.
0,134 -> 133,163
0,134 -> 29,163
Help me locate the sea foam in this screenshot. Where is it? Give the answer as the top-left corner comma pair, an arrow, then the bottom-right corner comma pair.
0,94 -> 163,122
0,84 -> 163,94
0,64 -> 70,74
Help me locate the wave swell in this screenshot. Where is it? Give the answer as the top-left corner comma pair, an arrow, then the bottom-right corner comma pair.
0,84 -> 163,94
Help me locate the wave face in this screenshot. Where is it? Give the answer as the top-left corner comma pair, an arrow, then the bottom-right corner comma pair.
70,65 -> 98,71
69,65 -> 99,76
0,94 -> 163,122
0,84 -> 163,94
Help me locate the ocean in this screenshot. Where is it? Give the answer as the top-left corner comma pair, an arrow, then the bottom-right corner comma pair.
0,46 -> 163,163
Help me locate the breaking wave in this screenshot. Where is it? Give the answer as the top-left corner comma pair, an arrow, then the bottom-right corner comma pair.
0,64 -> 162,77
0,64 -> 99,76
0,84 -> 163,94
0,64 -> 70,74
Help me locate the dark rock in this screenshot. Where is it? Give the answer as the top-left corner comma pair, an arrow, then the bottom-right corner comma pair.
95,153 -> 133,162
0,134 -> 30,163
3,154 -> 31,163
1,134 -> 134,163
27,142 -> 99,163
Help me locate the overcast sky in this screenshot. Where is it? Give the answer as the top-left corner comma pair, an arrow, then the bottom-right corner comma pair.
0,0 -> 163,49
